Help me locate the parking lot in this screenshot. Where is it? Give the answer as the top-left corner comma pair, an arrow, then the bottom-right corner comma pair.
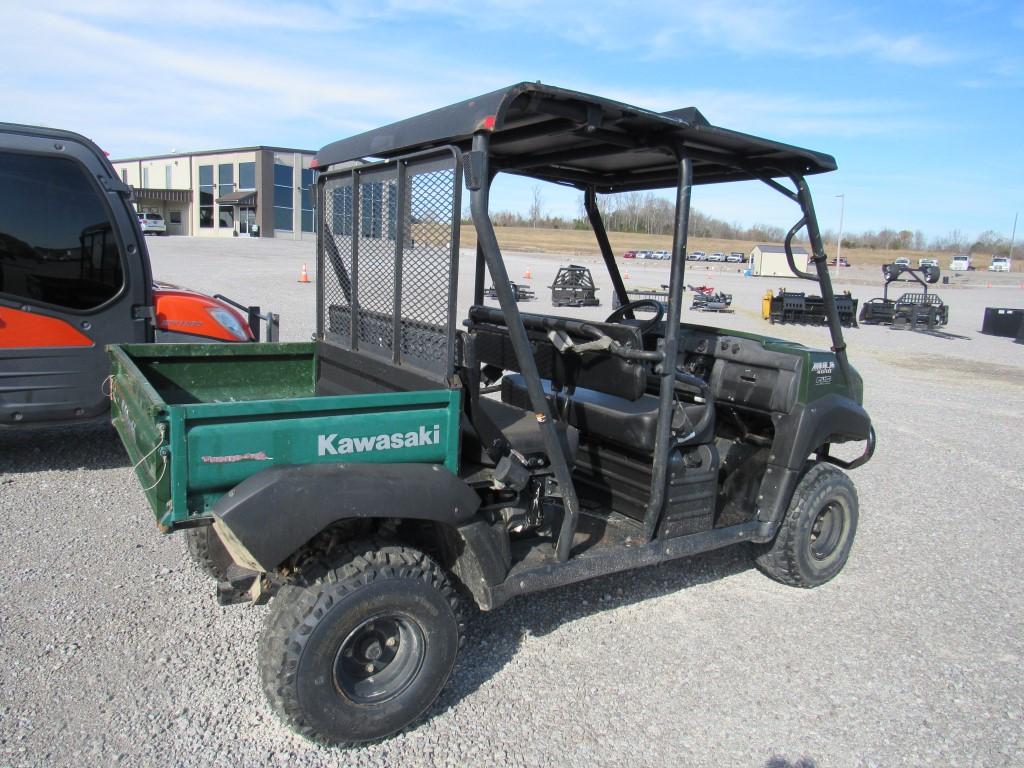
2,236 -> 1023,767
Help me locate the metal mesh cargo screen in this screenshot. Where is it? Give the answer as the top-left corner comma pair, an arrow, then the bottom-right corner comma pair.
318,149 -> 462,380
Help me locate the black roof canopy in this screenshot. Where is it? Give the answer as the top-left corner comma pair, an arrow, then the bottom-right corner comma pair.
316,82 -> 837,192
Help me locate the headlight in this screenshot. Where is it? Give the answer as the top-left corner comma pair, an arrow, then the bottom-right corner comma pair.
206,307 -> 250,341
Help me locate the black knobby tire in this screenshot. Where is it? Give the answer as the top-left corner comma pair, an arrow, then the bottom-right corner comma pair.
184,526 -> 231,581
259,540 -> 465,745
753,462 -> 859,588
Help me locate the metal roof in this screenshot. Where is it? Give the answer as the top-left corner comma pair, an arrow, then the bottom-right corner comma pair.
315,82 -> 837,192
216,190 -> 258,205
111,146 -> 315,163
754,244 -> 809,253
132,187 -> 193,203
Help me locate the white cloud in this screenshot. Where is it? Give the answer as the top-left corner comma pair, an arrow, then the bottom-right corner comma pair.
2,4 -> 522,155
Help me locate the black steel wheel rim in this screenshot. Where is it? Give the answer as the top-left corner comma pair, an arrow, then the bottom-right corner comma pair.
809,501 -> 845,560
333,614 -> 425,704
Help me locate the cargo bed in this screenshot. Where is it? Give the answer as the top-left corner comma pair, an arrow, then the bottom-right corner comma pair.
108,343 -> 460,531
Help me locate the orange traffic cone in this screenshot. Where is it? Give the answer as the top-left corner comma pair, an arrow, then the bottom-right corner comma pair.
298,263 -> 311,283
623,270 -> 630,280
524,267 -> 532,280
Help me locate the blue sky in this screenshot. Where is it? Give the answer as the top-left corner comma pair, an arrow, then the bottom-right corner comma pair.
3,0 -> 1022,242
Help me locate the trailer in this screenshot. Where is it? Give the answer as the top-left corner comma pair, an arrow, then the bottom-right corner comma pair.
610,285 -> 669,310
859,263 -> 948,330
550,264 -> 600,307
484,282 -> 535,302
764,289 -> 858,327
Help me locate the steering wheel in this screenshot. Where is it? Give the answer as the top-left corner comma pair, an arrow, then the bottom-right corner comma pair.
604,300 -> 665,334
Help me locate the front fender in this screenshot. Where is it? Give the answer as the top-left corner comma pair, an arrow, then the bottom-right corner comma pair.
755,395 -> 873,527
212,462 -> 480,572
772,394 -> 872,471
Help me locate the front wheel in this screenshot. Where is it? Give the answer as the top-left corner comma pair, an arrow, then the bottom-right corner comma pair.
259,540 -> 464,745
753,462 -> 859,588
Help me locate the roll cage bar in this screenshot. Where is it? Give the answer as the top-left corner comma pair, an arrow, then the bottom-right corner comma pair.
315,83 -> 849,564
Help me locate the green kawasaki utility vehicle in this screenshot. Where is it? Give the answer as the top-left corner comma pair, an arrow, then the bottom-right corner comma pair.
110,83 -> 874,744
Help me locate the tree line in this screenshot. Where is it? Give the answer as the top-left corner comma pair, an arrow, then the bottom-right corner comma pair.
463,188 -> 1017,256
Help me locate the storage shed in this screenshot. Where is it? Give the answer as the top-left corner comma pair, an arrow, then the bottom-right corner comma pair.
750,244 -> 810,278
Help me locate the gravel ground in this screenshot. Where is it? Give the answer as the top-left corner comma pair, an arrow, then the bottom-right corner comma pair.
2,237 -> 1023,767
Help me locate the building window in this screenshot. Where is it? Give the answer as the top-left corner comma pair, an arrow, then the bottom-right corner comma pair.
199,164 -> 214,228
218,163 -> 234,198
142,167 -> 149,187
170,210 -> 182,225
121,168 -> 127,183
165,165 -> 172,189
239,161 -> 256,191
301,167 -> 315,233
273,160 -> 293,231
0,150 -> 123,310
360,182 -> 384,238
387,184 -> 397,241
218,164 -> 234,229
332,186 -> 352,237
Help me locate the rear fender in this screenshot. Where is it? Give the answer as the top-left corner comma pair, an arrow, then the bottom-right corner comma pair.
212,462 -> 480,572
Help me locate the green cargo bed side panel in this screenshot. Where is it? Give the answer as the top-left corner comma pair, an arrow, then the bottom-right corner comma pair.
107,342 -> 461,530
185,395 -> 458,492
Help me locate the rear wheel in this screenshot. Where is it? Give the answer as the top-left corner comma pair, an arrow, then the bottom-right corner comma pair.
753,462 -> 858,588
184,525 -> 231,581
259,540 -> 464,745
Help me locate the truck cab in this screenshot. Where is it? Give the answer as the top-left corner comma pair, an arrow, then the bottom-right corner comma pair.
950,253 -> 972,271
0,123 -> 273,426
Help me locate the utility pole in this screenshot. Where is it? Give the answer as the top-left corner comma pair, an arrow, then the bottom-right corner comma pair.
1009,212 -> 1018,263
835,194 -> 845,279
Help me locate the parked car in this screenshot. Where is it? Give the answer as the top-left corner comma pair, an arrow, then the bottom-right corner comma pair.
918,257 -> 939,268
652,249 -> 670,260
689,250 -> 707,261
727,252 -> 745,263
637,250 -> 653,259
828,256 -> 851,267
622,250 -> 637,259
893,257 -> 911,267
137,211 -> 167,235
708,252 -> 724,262
989,256 -> 1010,272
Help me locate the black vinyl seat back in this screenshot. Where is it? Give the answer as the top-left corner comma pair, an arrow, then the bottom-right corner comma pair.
465,305 -> 647,402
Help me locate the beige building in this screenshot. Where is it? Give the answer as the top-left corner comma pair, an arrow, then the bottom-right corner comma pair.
111,146 -> 316,240
749,244 -> 811,278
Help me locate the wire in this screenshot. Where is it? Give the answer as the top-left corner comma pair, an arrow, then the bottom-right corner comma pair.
133,424 -> 168,492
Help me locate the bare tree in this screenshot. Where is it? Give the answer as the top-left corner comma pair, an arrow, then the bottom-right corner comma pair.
947,229 -> 966,252
529,185 -> 544,228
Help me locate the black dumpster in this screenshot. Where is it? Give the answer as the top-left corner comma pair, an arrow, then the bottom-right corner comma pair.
981,307 -> 1024,338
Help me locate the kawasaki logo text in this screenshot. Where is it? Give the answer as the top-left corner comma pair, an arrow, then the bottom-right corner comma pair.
318,425 -> 441,456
